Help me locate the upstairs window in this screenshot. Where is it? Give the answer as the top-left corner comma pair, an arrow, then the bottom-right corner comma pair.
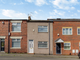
38,26 -> 48,32
62,27 -> 72,35
77,28 -> 80,35
12,23 -> 21,32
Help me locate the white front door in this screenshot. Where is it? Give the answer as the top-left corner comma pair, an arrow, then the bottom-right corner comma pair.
29,40 -> 34,53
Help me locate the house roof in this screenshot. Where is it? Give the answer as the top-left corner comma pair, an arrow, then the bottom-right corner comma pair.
0,19 -> 27,21
27,20 -> 53,22
0,19 -> 53,22
48,19 -> 80,22
55,38 -> 64,43
1,18 -> 80,22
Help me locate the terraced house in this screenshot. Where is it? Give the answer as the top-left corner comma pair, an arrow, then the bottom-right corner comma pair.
0,17 -> 53,54
48,19 -> 80,55
27,18 -> 53,54
0,19 -> 27,53
1,17 -> 80,55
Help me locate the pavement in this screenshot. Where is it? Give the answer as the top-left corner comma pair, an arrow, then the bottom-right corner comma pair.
0,54 -> 79,60
0,52 -> 79,58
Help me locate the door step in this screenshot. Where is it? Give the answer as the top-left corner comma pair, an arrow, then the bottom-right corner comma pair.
0,51 -> 5,54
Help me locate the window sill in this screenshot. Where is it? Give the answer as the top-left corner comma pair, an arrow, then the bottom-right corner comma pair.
38,32 -> 48,33
10,47 -> 21,49
11,31 -> 21,33
62,34 -> 72,35
77,34 -> 80,35
38,47 -> 48,49
64,49 -> 71,50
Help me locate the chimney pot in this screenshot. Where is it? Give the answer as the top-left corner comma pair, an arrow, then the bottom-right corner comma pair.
28,16 -> 31,20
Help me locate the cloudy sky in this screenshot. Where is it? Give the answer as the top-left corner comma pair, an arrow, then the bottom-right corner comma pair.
0,0 -> 80,20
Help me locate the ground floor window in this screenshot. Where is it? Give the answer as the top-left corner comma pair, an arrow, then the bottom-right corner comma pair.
38,41 -> 47,48
79,42 -> 80,49
64,42 -> 71,50
12,39 -> 21,48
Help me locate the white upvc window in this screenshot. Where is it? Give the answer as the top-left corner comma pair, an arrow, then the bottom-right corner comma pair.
62,28 -> 72,35
38,26 -> 48,32
12,23 -> 21,32
38,41 -> 48,48
77,28 -> 80,35
64,42 -> 71,50
79,42 -> 80,49
12,39 -> 21,48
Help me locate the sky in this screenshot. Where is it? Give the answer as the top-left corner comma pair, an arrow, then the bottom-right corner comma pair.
0,0 -> 80,20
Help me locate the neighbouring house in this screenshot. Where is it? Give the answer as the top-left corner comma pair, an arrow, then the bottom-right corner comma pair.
48,19 -> 80,55
27,19 -> 53,54
0,19 -> 27,53
10,20 -> 27,53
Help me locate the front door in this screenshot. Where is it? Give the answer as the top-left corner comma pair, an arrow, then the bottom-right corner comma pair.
29,40 -> 34,53
56,43 -> 61,54
0,39 -> 5,51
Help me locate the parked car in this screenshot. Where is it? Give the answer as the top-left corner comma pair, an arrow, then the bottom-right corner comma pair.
78,52 -> 80,59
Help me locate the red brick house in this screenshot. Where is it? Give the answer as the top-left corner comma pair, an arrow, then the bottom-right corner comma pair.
0,19 -> 27,53
49,19 -> 80,55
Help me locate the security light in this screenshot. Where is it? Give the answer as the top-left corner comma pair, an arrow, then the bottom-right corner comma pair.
2,21 -> 4,24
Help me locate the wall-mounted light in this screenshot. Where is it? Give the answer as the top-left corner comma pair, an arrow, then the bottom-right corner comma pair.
57,33 -> 59,36
2,21 -> 4,24
33,29 -> 35,32
8,32 -> 10,36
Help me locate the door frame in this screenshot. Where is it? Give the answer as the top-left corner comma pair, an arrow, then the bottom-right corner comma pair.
0,39 -> 5,52
56,43 -> 61,54
28,40 -> 34,53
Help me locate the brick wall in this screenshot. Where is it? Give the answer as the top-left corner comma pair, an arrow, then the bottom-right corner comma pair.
0,21 -> 8,36
0,21 -> 9,52
10,20 -> 27,53
53,21 -> 80,55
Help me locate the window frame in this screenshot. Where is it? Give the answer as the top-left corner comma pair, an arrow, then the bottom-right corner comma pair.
79,42 -> 80,50
38,26 -> 48,32
12,39 -> 21,48
62,27 -> 72,35
77,28 -> 80,35
38,41 -> 48,48
12,22 -> 21,32
64,42 -> 71,50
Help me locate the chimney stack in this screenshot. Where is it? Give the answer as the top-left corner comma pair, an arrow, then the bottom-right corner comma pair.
57,18 -> 61,20
28,16 -> 31,20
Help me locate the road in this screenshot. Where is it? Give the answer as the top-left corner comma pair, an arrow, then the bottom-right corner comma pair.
0,56 -> 79,60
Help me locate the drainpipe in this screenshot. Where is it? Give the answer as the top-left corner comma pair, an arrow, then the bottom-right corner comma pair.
8,20 -> 10,53
49,22 -> 50,55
